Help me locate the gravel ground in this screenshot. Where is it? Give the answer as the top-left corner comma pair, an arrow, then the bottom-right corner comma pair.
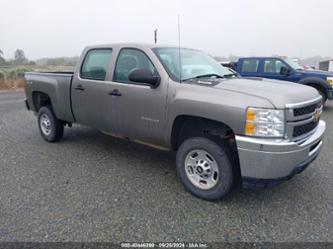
0,90 -> 332,242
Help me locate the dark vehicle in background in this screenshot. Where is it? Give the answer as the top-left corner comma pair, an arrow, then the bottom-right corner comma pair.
231,57 -> 333,104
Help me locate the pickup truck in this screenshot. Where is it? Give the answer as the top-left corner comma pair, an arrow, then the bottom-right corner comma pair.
232,57 -> 333,104
24,44 -> 326,201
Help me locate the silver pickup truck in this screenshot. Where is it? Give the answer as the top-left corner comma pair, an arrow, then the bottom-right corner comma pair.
24,43 -> 326,200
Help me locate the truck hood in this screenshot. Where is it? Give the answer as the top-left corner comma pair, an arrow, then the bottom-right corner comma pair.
298,69 -> 333,78
211,77 -> 320,108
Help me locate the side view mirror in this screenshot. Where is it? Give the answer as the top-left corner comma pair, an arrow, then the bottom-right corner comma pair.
280,66 -> 291,76
128,68 -> 161,88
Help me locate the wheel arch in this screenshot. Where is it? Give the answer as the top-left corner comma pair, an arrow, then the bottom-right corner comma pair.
32,91 -> 52,112
299,77 -> 329,99
170,115 -> 236,151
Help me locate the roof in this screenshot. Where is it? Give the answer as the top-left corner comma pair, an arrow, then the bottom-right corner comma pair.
239,56 -> 285,59
84,43 -> 197,50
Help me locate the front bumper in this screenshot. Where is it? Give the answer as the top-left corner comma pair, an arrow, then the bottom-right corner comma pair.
235,120 -> 326,188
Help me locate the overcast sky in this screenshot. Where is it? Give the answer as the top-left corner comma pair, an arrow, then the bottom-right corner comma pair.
1,0 -> 332,60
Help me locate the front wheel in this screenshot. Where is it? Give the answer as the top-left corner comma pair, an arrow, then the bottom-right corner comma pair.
38,106 -> 64,142
176,137 -> 237,201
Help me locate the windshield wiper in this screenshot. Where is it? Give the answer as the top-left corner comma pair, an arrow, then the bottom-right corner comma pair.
182,73 -> 224,82
224,73 -> 238,77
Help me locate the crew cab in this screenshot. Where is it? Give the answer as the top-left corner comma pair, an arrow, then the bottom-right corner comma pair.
233,57 -> 333,104
24,44 -> 326,201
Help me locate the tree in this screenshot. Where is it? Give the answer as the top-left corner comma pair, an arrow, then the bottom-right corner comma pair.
0,49 -> 5,65
14,49 -> 27,65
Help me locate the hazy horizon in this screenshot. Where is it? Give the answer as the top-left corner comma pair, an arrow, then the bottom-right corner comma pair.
1,0 -> 332,60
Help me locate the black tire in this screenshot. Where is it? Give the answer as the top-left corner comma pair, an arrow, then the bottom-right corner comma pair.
38,106 -> 64,142
176,137 -> 237,201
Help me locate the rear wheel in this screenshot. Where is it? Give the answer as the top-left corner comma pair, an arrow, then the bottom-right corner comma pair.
176,137 -> 237,201
38,106 -> 64,142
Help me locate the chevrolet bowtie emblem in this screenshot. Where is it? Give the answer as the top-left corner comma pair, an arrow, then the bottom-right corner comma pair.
313,109 -> 321,122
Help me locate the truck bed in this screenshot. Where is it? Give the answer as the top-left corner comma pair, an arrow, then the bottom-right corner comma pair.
24,71 -> 75,122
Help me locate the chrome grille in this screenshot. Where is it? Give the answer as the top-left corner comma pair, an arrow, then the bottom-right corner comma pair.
285,96 -> 322,140
293,120 -> 319,137
293,102 -> 321,117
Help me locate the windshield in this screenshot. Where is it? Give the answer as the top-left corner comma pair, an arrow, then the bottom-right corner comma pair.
285,58 -> 303,70
153,47 -> 233,82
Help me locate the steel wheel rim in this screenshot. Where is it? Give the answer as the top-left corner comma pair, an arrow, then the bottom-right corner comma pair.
184,149 -> 219,190
40,113 -> 52,136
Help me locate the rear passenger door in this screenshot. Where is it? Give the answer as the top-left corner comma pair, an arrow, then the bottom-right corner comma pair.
71,48 -> 113,130
238,58 -> 260,77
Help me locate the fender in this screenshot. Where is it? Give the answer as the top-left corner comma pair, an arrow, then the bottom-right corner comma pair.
164,84 -> 274,147
299,77 -> 330,93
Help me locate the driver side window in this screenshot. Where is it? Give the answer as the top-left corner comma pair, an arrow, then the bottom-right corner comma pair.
113,48 -> 157,83
264,59 -> 287,74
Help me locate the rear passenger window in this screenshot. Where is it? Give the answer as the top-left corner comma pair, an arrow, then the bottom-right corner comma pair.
113,48 -> 157,83
241,59 -> 259,73
80,49 -> 112,81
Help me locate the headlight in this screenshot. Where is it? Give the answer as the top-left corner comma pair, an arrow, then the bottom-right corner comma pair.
327,77 -> 333,85
245,107 -> 285,137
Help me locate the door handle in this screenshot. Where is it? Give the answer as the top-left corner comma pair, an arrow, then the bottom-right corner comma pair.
109,89 -> 122,97
74,84 -> 85,91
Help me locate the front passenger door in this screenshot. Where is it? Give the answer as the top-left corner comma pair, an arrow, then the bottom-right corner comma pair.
261,58 -> 294,81
105,48 -> 168,145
